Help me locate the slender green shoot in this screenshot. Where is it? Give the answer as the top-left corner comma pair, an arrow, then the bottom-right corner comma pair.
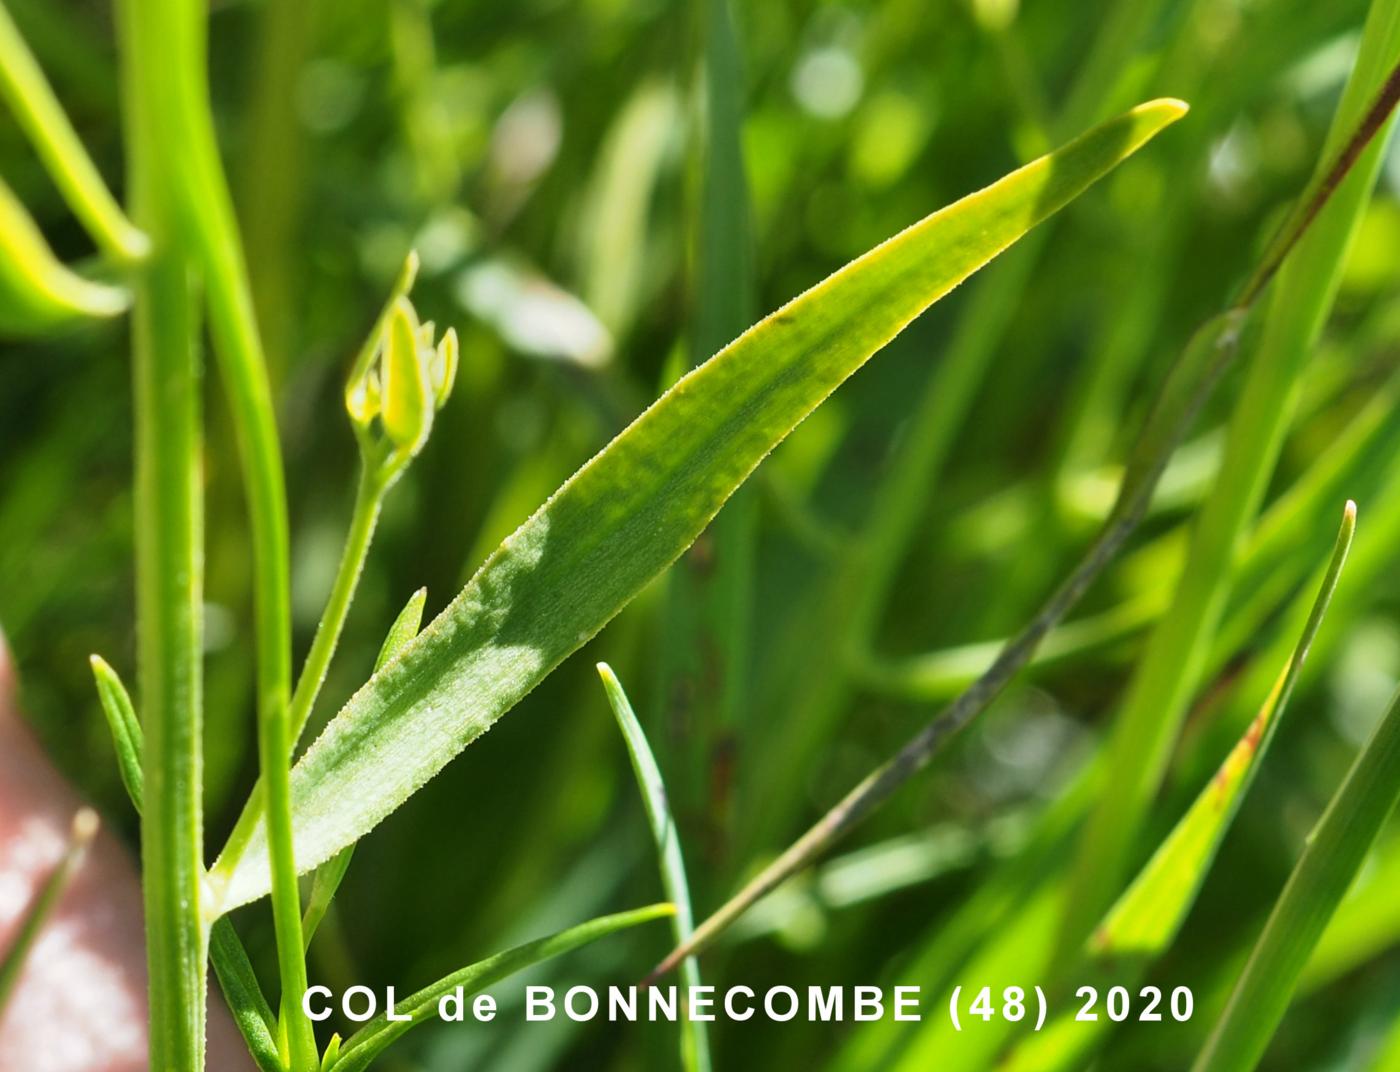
0,808 -> 98,1017
328,904 -> 675,1072
598,663 -> 710,1072
90,654 -> 143,807
0,0 -> 147,261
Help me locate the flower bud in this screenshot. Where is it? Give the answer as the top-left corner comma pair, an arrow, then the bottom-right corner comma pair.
381,297 -> 433,455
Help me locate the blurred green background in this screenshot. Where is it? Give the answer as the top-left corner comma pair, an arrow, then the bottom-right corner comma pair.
7,0 -> 1400,1068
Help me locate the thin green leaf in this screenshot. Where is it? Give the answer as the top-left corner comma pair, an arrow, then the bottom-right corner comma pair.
1000,502 -> 1356,1072
89,654 -> 143,807
598,664 -> 709,1072
0,0 -> 146,262
209,920 -> 284,1072
302,588 -> 428,948
0,177 -> 129,332
1193,689 -> 1400,1070
328,904 -> 674,1072
212,98 -> 1187,909
0,809 -> 98,1017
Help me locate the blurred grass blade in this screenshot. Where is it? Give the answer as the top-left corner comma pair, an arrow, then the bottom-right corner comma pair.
328,904 -> 674,1072
598,664 -> 710,1072
1000,503 -> 1355,1072
1193,689 -> 1400,1070
0,177 -> 129,333
303,588 -> 428,948
0,808 -> 98,1016
0,0 -> 147,262
211,98 -> 1187,909
90,654 -> 143,808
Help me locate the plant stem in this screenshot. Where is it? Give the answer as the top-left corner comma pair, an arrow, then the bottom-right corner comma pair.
290,465 -> 388,746
119,3 -> 207,1062
213,462 -> 389,895
0,0 -> 147,261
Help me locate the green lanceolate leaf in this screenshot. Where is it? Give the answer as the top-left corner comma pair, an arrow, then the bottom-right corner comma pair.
211,98 -> 1187,910
90,654 -> 143,808
0,177 -> 129,333
1000,502 -> 1356,1072
598,664 -> 710,1072
326,904 -> 674,1072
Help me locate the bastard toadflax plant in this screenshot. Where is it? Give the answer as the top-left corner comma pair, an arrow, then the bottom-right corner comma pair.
8,0 -> 1400,1070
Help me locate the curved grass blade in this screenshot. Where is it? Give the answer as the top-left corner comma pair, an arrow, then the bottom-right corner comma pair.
0,178 -> 129,333
0,0 -> 146,262
302,589 -> 428,949
0,808 -> 98,1017
598,664 -> 709,1072
1193,692 -> 1400,1064
327,904 -> 674,1072
1000,502 -> 1355,1072
211,98 -> 1187,910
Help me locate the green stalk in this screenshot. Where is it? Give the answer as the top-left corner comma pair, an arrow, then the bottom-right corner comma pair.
289,466 -> 388,746
0,0 -> 147,261
1057,0 -> 1400,957
1192,683 -> 1400,1072
118,1 -> 206,1060
122,0 -> 311,1063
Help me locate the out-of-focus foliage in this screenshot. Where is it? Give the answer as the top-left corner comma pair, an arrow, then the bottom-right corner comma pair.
7,0 -> 1400,1068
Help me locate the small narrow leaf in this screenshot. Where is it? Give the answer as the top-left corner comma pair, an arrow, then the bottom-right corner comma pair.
90,655 -> 143,808
213,98 -> 1187,908
328,904 -> 674,1072
598,664 -> 710,1072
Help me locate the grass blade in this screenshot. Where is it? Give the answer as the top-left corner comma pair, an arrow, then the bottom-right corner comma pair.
598,664 -> 709,1072
1057,5 -> 1400,956
328,904 -> 674,1072
1000,502 -> 1355,1072
1193,687 -> 1400,1069
211,97 -> 1187,910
